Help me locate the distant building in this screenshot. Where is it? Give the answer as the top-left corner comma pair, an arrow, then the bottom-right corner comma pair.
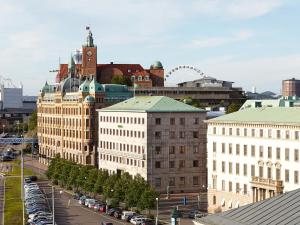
282,78 -> 300,97
245,91 -> 278,100
97,96 -> 207,193
195,188 -> 300,225
132,76 -> 245,107
0,84 -> 36,131
206,107 -> 300,213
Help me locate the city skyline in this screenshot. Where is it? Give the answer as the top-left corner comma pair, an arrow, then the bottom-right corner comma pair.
1,0 -> 300,95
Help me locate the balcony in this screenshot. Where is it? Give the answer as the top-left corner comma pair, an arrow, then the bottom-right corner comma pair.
251,176 -> 284,193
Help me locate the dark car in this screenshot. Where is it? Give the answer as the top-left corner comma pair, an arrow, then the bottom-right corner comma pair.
101,222 -> 113,225
113,209 -> 122,219
29,175 -> 38,182
107,208 -> 121,216
73,192 -> 82,200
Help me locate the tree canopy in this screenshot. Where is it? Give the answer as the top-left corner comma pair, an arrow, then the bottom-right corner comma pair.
111,75 -> 132,86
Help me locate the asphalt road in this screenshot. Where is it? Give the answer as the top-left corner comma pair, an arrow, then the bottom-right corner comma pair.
38,181 -> 127,225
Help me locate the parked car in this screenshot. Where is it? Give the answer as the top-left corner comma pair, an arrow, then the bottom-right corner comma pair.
188,210 -> 201,219
113,209 -> 122,219
73,192 -> 82,200
99,204 -> 106,213
107,208 -> 121,216
130,217 -> 147,225
101,222 -> 113,225
78,196 -> 86,205
121,211 -> 136,220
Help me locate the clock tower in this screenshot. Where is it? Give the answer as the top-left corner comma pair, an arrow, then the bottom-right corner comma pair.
81,28 -> 97,79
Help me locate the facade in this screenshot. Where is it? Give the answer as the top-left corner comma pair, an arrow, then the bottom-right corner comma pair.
282,78 -> 300,97
37,77 -> 132,166
55,28 -> 164,88
97,96 -> 207,193
177,76 -> 233,88
206,107 -> 300,213
195,188 -> 300,225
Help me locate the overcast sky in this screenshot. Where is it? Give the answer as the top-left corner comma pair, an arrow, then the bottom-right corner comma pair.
0,0 -> 300,95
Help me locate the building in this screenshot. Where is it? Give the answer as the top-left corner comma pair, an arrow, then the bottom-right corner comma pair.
282,78 -> 300,97
195,188 -> 300,225
132,76 -> 245,107
97,96 -> 207,193
55,28 -> 164,88
0,82 -> 37,132
37,76 -> 132,165
239,96 -> 300,110
206,107 -> 300,213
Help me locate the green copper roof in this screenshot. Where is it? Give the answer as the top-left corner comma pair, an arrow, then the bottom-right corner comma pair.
84,95 -> 95,103
209,107 -> 300,125
89,77 -> 103,92
79,79 -> 90,92
98,96 -> 205,113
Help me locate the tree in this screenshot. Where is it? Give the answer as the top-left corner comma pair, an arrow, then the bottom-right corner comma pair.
93,170 -> 109,195
103,174 -> 119,199
112,172 -> 132,203
138,188 -> 158,211
125,174 -> 148,208
111,75 -> 132,86
84,168 -> 99,194
60,162 -> 72,188
28,110 -> 37,131
67,165 -> 80,191
76,166 -> 92,193
227,102 -> 243,114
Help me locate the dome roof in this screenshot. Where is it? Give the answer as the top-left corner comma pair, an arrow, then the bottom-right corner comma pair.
79,79 -> 90,92
89,77 -> 103,92
60,76 -> 80,92
151,61 -> 163,69
84,95 -> 95,103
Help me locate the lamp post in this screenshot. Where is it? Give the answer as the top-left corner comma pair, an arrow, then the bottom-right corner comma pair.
166,185 -> 170,199
155,197 -> 159,225
2,124 -> 5,134
52,186 -> 55,225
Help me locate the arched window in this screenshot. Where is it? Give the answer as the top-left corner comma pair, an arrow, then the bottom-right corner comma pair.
213,195 -> 216,205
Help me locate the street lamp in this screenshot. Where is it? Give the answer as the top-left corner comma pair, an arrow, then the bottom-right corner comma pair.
2,124 -> 5,134
155,197 -> 159,225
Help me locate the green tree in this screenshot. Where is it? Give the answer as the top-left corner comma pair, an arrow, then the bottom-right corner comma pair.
60,162 -> 72,188
67,165 -> 80,190
84,168 -> 99,194
112,172 -> 132,203
137,188 -> 158,211
76,166 -> 91,193
111,75 -> 132,86
28,110 -> 37,131
46,156 -> 60,179
227,102 -> 243,114
93,170 -> 109,195
103,174 -> 119,198
125,174 -> 147,208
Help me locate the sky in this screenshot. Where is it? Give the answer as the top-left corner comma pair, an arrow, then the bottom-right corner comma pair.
0,0 -> 300,95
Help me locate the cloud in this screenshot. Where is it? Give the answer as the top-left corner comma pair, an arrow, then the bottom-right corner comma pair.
189,30 -> 255,48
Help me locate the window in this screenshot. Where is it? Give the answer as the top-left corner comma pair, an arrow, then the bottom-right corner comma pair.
268,147 -> 272,159
155,132 -> 161,139
169,177 -> 175,186
212,178 -> 217,189
155,146 -> 161,154
243,145 -> 247,156
229,162 -> 232,174
169,161 -> 175,168
193,160 -> 199,167
222,161 -> 225,173
236,144 -> 240,155
193,176 -> 199,185
229,181 -> 232,192
276,130 -> 281,138
251,165 -> 255,176
179,131 -> 185,138
222,180 -> 225,191
179,177 -> 185,185
259,166 -> 263,177
138,76 -> 142,81
229,144 -> 232,154
295,171 -> 299,184
193,145 -> 199,153
236,128 -> 240,136
276,168 -> 281,180
244,184 -> 248,195
155,161 -> 161,168
222,127 -> 225,135
276,147 -> 281,159
285,148 -> 290,161
236,163 -> 240,175
170,118 -> 175,125
286,130 -> 290,139
259,146 -> 263,157
180,118 -> 185,125
179,146 -> 186,154
194,118 -> 199,125
251,129 -> 255,137
155,118 -> 161,125
169,146 -> 175,154
213,142 -> 217,153
213,160 -> 216,171
295,149 -> 299,162
145,75 -> 149,81
285,169 -> 289,182
243,164 -> 247,176
213,127 -> 216,134
244,128 -> 247,136
229,128 -> 232,135
155,178 -> 161,188
268,129 -> 272,138
222,143 -> 225,153
213,196 -> 216,205
259,129 -> 263,137
295,131 -> 299,140
179,160 -> 185,168
236,183 -> 240,193
267,167 -> 272,179
251,145 -> 255,157
193,131 -> 199,138
169,131 -> 175,139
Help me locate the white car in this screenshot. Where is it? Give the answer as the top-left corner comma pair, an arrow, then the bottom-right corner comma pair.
130,217 -> 147,225
84,199 -> 94,207
121,211 -> 135,220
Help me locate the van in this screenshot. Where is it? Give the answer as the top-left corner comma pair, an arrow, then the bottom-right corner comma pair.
121,211 -> 135,220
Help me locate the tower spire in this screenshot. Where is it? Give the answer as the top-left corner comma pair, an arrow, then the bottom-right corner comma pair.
86,25 -> 94,47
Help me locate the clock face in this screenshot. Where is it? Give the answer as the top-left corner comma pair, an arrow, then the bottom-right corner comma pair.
87,50 -> 93,56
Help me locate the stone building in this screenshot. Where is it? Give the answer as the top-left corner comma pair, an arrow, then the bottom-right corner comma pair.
97,96 -> 207,193
206,107 -> 300,213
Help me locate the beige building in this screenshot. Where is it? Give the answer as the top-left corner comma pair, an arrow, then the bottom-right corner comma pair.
97,96 -> 207,193
206,107 -> 300,213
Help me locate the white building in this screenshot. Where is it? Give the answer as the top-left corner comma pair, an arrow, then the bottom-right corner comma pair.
97,96 -> 207,193
206,107 -> 300,213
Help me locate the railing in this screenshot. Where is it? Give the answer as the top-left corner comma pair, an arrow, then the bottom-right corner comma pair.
251,176 -> 283,187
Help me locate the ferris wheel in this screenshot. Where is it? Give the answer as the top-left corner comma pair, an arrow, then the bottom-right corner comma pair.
164,65 -> 205,85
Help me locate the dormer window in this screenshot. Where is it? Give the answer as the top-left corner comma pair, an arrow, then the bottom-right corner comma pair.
145,75 -> 149,81
131,76 -> 135,81
138,76 -> 142,81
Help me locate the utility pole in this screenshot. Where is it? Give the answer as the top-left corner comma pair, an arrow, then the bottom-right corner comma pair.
52,186 -> 55,225
21,149 -> 25,225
